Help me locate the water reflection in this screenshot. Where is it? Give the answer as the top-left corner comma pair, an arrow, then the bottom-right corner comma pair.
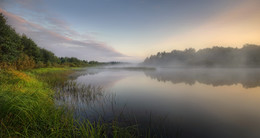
144,68 -> 260,88
55,67 -> 260,138
55,81 -> 103,105
54,80 -> 104,120
74,67 -> 260,88
54,79 -> 131,122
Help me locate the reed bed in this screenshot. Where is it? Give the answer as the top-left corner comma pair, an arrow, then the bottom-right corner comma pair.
0,68 -> 137,137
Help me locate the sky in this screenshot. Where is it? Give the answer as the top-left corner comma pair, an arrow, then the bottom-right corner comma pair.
0,0 -> 260,62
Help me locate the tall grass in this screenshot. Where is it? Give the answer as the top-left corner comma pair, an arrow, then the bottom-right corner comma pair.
0,68 -> 137,137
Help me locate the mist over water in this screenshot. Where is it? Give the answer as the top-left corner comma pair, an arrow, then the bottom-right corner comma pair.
143,45 -> 260,69
56,66 -> 260,138
145,68 -> 260,88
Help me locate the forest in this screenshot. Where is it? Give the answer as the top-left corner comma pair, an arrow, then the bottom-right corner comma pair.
0,13 -> 98,70
143,44 -> 260,67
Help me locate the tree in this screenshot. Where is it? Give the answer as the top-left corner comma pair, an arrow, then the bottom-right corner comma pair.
0,13 -> 23,63
21,35 -> 41,63
0,13 -> 96,69
143,45 -> 260,67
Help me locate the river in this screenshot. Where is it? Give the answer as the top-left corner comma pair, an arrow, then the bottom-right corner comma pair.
56,66 -> 260,138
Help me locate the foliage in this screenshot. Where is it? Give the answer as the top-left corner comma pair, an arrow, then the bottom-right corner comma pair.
60,57 -> 89,67
0,68 -> 138,137
0,13 -> 23,63
16,54 -> 36,70
143,45 -> 260,67
0,13 -> 99,70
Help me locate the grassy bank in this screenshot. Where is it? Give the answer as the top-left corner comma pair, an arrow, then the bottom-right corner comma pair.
0,68 -> 136,137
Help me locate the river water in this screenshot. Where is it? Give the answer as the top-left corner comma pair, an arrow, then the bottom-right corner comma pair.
57,66 -> 260,138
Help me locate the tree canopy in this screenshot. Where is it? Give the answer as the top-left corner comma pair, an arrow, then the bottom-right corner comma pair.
143,45 -> 260,67
0,13 -> 100,70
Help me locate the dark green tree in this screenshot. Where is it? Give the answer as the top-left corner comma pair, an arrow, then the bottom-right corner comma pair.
0,13 -> 23,63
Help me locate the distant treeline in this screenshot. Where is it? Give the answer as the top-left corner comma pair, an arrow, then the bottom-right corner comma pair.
0,13 -> 100,70
143,44 -> 260,67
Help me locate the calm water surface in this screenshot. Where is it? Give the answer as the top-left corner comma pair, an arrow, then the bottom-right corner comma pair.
57,66 -> 260,138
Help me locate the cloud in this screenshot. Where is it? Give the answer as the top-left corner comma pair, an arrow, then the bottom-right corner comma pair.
0,8 -> 128,61
0,0 -> 46,13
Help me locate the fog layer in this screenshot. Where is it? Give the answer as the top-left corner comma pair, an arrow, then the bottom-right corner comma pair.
143,44 -> 260,68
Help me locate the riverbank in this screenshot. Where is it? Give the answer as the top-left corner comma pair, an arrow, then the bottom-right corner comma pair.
0,68 -> 136,137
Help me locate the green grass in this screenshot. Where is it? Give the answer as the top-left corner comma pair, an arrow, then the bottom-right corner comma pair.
0,68 -> 137,137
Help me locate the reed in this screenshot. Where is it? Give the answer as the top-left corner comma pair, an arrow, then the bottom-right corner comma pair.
0,68 -> 138,137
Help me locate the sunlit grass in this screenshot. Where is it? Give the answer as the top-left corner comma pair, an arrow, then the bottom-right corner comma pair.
0,68 -> 138,137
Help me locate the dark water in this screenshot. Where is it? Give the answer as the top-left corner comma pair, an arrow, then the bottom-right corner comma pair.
56,66 -> 260,138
